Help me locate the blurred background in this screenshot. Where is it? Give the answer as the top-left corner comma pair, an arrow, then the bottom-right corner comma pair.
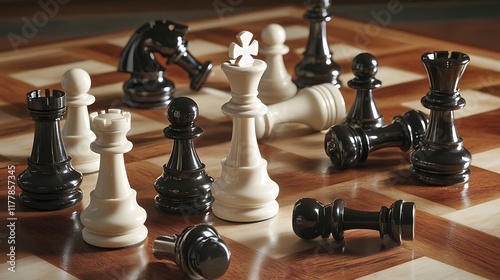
0,0 -> 498,52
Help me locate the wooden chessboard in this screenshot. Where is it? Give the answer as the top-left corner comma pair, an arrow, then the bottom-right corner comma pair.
1,6 -> 499,280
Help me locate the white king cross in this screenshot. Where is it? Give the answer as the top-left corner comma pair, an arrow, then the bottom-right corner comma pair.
229,31 -> 258,67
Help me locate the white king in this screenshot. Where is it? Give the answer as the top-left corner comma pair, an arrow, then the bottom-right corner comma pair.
211,31 -> 280,222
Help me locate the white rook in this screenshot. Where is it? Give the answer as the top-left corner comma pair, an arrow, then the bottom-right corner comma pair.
80,109 -> 148,248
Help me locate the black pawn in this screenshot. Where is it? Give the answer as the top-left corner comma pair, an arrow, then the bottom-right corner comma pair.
294,0 -> 341,88
17,89 -> 83,210
118,20 -> 212,109
411,51 -> 472,185
325,110 -> 428,169
154,97 -> 214,214
345,53 -> 385,130
153,224 -> 231,279
292,198 -> 415,244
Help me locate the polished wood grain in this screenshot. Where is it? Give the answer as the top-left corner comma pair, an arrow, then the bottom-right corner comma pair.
0,6 -> 499,280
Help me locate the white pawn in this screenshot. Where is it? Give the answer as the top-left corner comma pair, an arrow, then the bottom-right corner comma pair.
258,23 -> 297,104
62,68 -> 100,174
80,109 -> 148,248
255,83 -> 346,139
212,31 -> 279,222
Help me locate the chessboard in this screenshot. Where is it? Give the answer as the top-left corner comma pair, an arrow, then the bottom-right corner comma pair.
1,6 -> 499,280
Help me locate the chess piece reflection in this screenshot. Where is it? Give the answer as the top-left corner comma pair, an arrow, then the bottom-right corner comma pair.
118,19 -> 212,109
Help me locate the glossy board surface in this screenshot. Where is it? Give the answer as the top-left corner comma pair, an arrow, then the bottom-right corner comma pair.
0,6 -> 499,279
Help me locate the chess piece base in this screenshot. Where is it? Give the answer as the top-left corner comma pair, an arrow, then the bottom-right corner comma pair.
410,141 -> 471,185
154,195 -> 213,215
294,53 -> 342,89
211,200 -> 279,223
19,191 -> 82,211
80,190 -> 148,248
122,75 -> 175,109
17,160 -> 83,210
154,169 -> 214,215
82,226 -> 148,248
211,159 -> 279,222
293,68 -> 341,89
410,166 -> 470,186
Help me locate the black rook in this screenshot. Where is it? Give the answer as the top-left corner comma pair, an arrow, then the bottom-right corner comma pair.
410,51 -> 471,185
17,89 -> 83,210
